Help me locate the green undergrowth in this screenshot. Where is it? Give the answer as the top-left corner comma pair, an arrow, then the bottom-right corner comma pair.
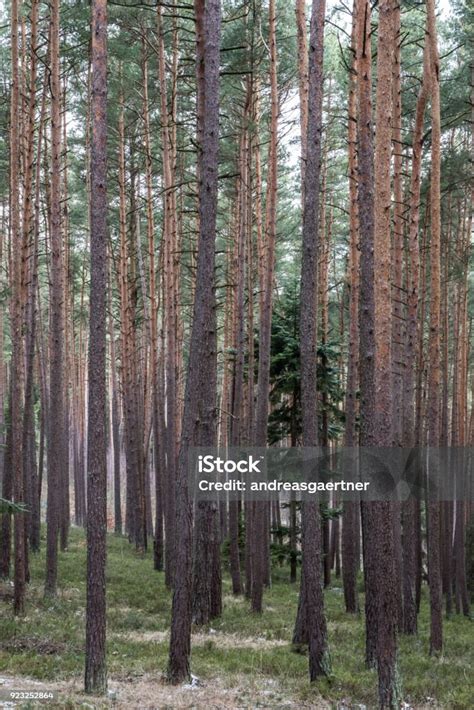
0,527 -> 472,708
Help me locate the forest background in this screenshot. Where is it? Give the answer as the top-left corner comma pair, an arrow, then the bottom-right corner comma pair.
0,0 -> 473,707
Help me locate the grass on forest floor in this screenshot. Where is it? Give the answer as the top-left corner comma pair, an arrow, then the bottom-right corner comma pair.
0,526 -> 472,709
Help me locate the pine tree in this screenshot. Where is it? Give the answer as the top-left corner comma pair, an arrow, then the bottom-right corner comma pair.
168,0 -> 221,682
299,0 -> 330,681
85,0 -> 108,693
45,0 -> 66,598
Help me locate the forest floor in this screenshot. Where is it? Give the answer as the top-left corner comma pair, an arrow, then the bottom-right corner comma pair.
0,528 -> 472,709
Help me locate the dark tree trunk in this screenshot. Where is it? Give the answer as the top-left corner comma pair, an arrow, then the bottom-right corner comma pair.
109,279 -> 122,536
292,567 -> 308,646
356,0 -> 377,670
10,0 -> 27,616
371,1 -> 399,704
209,511 -> 223,618
26,84 -> 46,554
228,122 -> 249,596
117,83 -> 134,546
244,500 -> 253,598
157,4 -> 178,588
21,0 -> 40,558
37,330 -> 48,529
84,0 -> 108,694
426,0 -> 443,656
342,0 -> 360,616
153,352 -> 166,571
402,25 -> 430,638
167,0 -> 221,683
298,0 -> 330,681
191,0 -> 222,626
333,514 -> 341,577
289,492 -> 298,584
45,0 -> 65,599
390,0 -> 404,631
252,0 -> 279,613
323,512 -> 331,588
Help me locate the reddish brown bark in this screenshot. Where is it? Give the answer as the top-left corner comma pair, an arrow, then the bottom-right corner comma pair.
372,2 -> 399,704
390,2 -> 404,630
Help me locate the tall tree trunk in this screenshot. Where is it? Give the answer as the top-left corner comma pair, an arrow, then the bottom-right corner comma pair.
390,2 -> 404,631
440,224 -> 452,617
229,116 -> 250,596
252,0 -> 278,613
157,6 -> 178,586
291,0 -> 308,632
85,0 -> 108,693
244,96 -> 257,594
60,82 -> 71,552
45,0 -> 66,598
426,0 -> 443,656
356,0 -> 377,670
10,0 -> 26,616
191,0 -> 221,625
129,176 -> 147,551
153,345 -> 166,571
295,0 -> 308,189
451,208 -> 470,618
342,0 -> 360,616
21,0 -> 39,558
167,0 -> 221,682
299,0 -> 330,681
402,24 -> 430,638
109,262 -> 122,536
117,82 -> 133,544
372,1 -> 399,704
